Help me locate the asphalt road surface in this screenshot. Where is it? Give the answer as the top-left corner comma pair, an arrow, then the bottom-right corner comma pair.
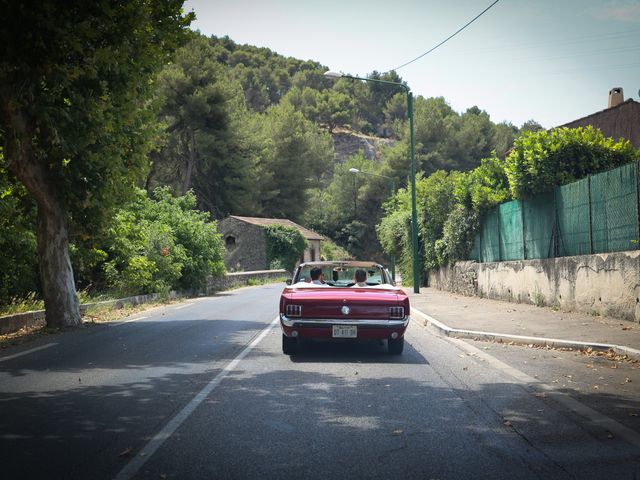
1,283 -> 639,479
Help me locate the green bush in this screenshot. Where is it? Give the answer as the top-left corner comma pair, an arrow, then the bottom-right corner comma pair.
265,224 -> 308,272
320,238 -> 351,261
103,188 -> 225,296
142,188 -> 225,290
104,256 -> 157,296
377,209 -> 412,280
466,153 -> 511,211
505,126 -> 639,199
416,170 -> 464,271
439,206 -> 479,265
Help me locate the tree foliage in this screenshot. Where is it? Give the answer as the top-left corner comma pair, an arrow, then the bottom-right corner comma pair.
303,152 -> 393,262
0,164 -> 39,305
0,0 -> 194,326
257,102 -> 334,221
149,35 -> 261,217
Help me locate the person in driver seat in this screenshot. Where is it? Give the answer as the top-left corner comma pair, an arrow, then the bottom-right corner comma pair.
352,269 -> 368,287
310,267 -> 327,285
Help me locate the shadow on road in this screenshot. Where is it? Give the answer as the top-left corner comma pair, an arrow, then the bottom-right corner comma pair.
288,338 -> 428,365
1,316 -> 639,479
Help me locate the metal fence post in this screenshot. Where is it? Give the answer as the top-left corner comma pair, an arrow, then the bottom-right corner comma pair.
588,176 -> 593,254
497,207 -> 502,261
636,161 -> 640,249
553,186 -> 559,258
521,199 -> 526,260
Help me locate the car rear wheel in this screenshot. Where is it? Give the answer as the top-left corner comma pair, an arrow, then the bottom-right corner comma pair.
388,337 -> 404,355
282,334 -> 297,355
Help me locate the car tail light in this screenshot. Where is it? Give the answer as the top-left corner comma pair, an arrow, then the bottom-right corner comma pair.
286,304 -> 302,317
389,306 -> 405,319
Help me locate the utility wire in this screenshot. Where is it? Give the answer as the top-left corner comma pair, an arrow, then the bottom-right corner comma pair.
386,0 -> 501,73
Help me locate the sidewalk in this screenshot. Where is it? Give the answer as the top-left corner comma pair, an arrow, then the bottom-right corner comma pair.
406,287 -> 640,361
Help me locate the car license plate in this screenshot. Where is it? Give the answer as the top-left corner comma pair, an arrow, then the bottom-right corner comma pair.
332,325 -> 357,338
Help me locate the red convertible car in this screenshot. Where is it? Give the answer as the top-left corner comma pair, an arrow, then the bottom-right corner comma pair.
279,261 -> 410,355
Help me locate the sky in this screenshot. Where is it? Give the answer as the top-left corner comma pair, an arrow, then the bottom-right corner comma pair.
184,0 -> 640,128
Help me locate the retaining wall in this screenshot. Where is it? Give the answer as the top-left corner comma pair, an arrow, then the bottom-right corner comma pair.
206,269 -> 288,293
428,251 -> 640,322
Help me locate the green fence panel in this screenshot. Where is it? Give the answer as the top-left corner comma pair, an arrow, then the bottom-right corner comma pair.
469,233 -> 480,261
523,191 -> 556,259
499,200 -> 523,261
467,161 -> 640,263
591,162 -> 639,254
556,178 -> 591,256
480,208 -> 500,262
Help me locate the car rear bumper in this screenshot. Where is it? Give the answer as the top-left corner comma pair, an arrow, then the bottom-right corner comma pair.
280,314 -> 409,339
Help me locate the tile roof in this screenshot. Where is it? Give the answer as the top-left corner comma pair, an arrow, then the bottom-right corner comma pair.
229,216 -> 324,241
557,99 -> 639,148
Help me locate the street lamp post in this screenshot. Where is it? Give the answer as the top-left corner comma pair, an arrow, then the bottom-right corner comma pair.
325,71 -> 420,293
348,167 -> 396,282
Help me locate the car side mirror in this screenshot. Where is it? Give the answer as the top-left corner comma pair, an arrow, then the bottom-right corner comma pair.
286,279 -> 292,285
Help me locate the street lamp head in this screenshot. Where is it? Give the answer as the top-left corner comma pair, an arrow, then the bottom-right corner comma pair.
348,168 -> 360,173
324,71 -> 344,79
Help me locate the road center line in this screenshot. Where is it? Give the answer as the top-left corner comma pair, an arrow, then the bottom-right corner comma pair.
173,303 -> 192,310
113,316 -> 148,327
114,316 -> 279,480
0,343 -> 57,362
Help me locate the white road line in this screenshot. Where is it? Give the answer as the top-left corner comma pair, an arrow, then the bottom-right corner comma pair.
114,316 -> 280,480
0,343 -> 57,362
413,306 -> 640,448
113,316 -> 148,327
447,334 -> 640,450
173,303 -> 192,310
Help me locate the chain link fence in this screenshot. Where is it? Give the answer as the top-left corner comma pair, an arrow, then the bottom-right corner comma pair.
470,162 -> 640,262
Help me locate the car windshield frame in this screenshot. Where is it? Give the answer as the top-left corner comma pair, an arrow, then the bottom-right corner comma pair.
293,262 -> 392,287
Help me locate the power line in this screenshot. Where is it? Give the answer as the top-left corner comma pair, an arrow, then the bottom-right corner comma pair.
386,0 -> 501,73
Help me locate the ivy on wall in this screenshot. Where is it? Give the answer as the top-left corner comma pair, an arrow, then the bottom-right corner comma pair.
264,225 -> 308,272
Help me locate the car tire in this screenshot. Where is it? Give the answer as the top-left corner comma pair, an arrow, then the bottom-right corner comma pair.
282,334 -> 297,355
388,337 -> 404,355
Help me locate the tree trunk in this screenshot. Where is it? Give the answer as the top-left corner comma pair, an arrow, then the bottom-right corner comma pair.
36,198 -> 81,328
182,128 -> 196,194
1,105 -> 81,328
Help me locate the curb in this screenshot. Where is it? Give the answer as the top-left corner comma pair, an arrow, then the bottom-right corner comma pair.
411,307 -> 640,362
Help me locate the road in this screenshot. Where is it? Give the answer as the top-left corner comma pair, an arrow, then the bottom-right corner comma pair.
1,283 -> 639,479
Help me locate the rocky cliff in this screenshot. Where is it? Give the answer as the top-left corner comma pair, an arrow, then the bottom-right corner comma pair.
330,129 -> 397,163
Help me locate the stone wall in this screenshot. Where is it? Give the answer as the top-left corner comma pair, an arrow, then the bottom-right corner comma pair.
0,291 -> 183,335
428,261 -> 478,297
218,217 -> 267,271
428,251 -> 640,322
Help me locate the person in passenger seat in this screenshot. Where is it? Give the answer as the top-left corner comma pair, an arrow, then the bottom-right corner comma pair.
352,269 -> 367,287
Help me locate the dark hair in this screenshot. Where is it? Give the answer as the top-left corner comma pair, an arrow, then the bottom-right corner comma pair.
310,267 -> 323,280
354,269 -> 367,283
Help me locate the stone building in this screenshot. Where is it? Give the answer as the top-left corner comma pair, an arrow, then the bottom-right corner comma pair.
218,216 -> 324,272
